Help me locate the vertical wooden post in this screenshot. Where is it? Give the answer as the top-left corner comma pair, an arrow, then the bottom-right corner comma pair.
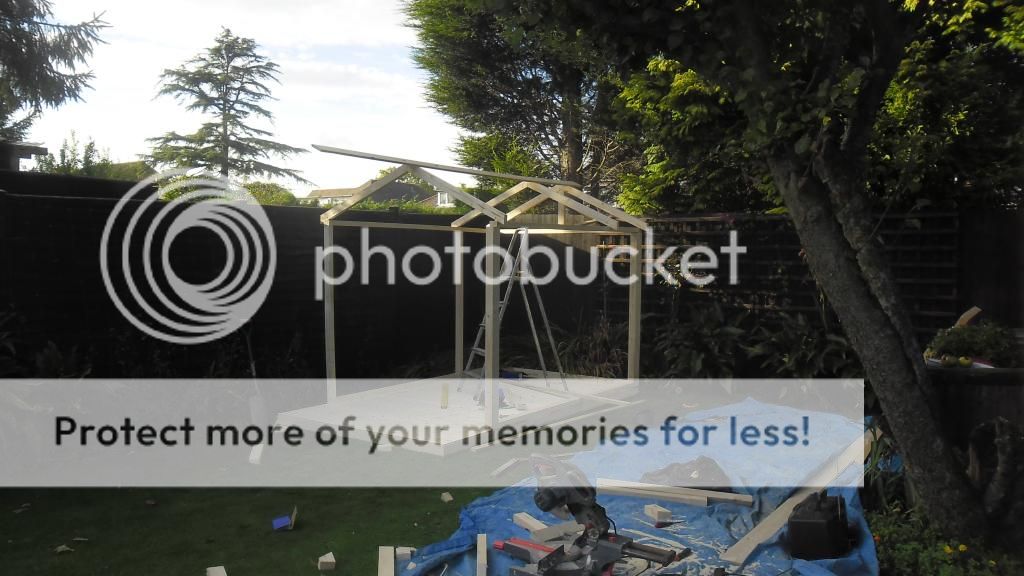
324,224 -> 337,401
454,231 -> 464,376
627,231 -> 642,380
377,546 -> 395,576
476,534 -> 488,576
484,222 -> 501,428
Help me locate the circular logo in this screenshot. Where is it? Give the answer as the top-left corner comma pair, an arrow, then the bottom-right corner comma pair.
100,169 -> 277,344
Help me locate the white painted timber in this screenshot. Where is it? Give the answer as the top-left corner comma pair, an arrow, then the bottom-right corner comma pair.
318,552 -> 336,571
719,430 -> 879,565
378,546 -> 396,576
596,483 -> 708,507
644,504 -> 672,522
476,534 -> 488,576
522,183 -> 619,229
484,223 -> 500,428
409,167 -> 507,223
320,164 -> 413,223
627,232 -> 642,380
597,479 -> 754,506
451,182 -> 531,228
313,144 -> 582,188
513,512 -> 548,532
553,185 -> 650,231
531,521 -> 584,542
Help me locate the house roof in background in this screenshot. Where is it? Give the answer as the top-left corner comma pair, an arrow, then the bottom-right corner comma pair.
0,141 -> 48,158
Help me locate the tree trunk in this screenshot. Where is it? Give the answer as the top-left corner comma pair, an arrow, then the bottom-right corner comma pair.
559,72 -> 584,185
766,148 -> 988,535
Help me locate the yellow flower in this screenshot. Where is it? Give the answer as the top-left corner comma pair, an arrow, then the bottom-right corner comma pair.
944,545 -> 953,554
958,544 -> 967,552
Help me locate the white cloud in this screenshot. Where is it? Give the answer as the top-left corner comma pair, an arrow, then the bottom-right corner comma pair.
28,0 -> 475,195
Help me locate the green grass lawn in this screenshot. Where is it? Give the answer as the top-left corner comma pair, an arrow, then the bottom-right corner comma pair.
0,488 -> 492,575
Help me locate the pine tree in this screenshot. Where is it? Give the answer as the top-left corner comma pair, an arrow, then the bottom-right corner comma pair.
148,28 -> 306,181
0,1 -> 106,141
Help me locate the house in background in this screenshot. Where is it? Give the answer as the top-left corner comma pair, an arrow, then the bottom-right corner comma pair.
0,142 -> 47,171
308,180 -> 455,208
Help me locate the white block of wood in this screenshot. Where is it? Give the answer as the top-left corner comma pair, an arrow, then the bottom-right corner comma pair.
644,504 -> 672,522
513,512 -> 548,532
476,534 -> 487,576
441,492 -> 454,503
531,521 -> 584,542
395,546 -> 416,562
377,546 -> 395,576
318,552 -> 336,571
206,568 -> 228,576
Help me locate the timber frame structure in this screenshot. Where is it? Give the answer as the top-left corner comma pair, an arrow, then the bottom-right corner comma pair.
316,145 -> 649,427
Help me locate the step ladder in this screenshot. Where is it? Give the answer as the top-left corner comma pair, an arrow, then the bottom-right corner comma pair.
462,228 -> 567,391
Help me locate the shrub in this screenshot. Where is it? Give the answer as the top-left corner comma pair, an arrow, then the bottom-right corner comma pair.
868,504 -> 1022,575
745,312 -> 863,378
652,302 -> 750,377
557,316 -> 628,378
926,321 -> 1020,368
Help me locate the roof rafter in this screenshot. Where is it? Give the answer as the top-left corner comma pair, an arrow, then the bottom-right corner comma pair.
319,164 -> 414,224
408,167 -> 506,224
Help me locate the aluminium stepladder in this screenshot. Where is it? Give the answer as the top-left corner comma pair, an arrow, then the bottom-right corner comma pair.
462,228 -> 567,393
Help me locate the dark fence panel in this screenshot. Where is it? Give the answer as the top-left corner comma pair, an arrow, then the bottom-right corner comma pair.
598,210 -> 1020,342
0,171 -> 593,378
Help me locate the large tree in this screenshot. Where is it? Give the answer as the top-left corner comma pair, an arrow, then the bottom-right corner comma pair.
407,0 -> 635,197
0,1 -> 105,141
148,28 -> 306,181
492,0 -> 1023,537
612,5 -> 1024,214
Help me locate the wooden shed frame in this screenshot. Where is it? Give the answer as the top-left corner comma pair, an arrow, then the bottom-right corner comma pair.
315,146 -> 648,427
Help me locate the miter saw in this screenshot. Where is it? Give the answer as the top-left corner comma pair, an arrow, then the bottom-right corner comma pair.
505,456 -> 679,575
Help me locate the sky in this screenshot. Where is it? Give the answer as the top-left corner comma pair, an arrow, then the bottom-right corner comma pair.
28,0 -> 475,195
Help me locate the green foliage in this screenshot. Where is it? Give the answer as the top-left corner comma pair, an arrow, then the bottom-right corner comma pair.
494,0 -> 1024,213
102,160 -> 156,182
745,313 -> 864,378
652,303 -> 749,378
406,0 -> 633,195
614,59 -> 776,214
350,198 -> 467,215
864,430 -> 910,511
243,181 -> 297,206
926,322 -> 1020,367
868,504 -> 1022,575
34,132 -> 109,176
0,1 -> 106,140
148,28 -> 306,182
644,302 -> 863,379
455,132 -> 551,198
869,6 -> 1024,209
556,316 -> 628,378
35,133 -> 156,181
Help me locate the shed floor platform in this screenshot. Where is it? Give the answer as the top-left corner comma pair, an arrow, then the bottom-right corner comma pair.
274,372 -> 638,456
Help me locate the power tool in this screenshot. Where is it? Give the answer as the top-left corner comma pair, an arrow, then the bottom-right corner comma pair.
506,456 -> 679,575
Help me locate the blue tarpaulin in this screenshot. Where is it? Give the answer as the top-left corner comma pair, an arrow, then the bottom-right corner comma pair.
403,399 -> 878,576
